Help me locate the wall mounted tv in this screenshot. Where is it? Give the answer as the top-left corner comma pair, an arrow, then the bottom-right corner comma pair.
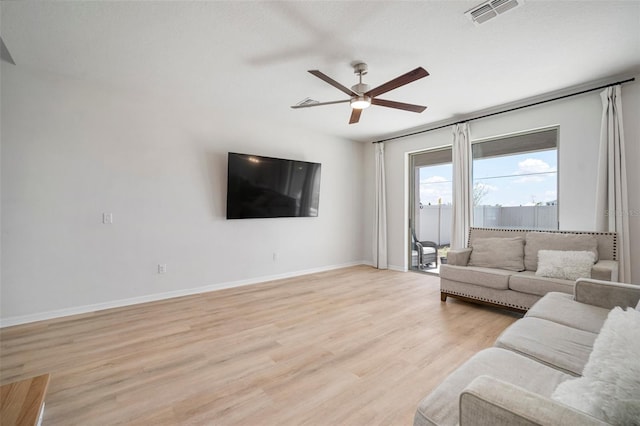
226,152 -> 322,219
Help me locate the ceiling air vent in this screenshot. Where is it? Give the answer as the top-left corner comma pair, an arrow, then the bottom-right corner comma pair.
465,0 -> 524,25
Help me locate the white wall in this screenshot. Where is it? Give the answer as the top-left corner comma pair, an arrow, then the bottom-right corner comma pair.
0,65 -> 366,325
374,78 -> 640,281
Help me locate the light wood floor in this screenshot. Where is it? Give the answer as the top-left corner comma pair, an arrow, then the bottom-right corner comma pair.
1,266 -> 519,425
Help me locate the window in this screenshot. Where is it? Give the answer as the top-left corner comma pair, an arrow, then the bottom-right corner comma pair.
472,128 -> 558,230
415,148 -> 453,207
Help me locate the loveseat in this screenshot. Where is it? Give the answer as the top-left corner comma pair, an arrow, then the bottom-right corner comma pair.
414,278 -> 640,425
440,227 -> 619,312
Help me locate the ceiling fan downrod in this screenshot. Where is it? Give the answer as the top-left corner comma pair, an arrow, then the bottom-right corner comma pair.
351,62 -> 369,95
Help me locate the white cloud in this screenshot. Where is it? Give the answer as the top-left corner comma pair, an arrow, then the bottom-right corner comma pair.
544,190 -> 557,200
421,175 -> 448,184
514,158 -> 556,183
474,182 -> 498,192
518,158 -> 553,174
420,176 -> 452,204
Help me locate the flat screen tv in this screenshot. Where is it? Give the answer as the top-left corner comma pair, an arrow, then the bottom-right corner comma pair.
226,153 -> 321,219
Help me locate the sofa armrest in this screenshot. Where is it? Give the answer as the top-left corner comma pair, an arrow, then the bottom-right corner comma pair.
590,260 -> 619,281
447,248 -> 472,266
574,278 -> 640,309
460,376 -> 607,426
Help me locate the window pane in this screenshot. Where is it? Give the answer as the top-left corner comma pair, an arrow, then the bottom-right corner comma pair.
416,162 -> 453,248
420,163 -> 453,206
472,130 -> 558,230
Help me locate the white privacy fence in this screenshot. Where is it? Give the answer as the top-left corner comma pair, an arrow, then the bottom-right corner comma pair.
417,205 -> 557,246
418,205 -> 452,246
474,205 -> 558,230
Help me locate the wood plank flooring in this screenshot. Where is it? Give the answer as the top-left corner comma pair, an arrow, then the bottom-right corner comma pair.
0,266 -> 519,425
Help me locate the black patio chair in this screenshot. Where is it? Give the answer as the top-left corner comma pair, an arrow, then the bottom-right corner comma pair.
411,228 -> 438,269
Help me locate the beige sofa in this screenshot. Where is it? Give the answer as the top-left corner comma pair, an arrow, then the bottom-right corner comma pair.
440,227 -> 619,312
414,278 -> 640,426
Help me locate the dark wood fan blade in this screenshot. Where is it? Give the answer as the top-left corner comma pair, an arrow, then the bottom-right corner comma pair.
290,99 -> 350,109
365,67 -> 429,98
371,98 -> 427,113
349,108 -> 362,124
308,70 -> 357,96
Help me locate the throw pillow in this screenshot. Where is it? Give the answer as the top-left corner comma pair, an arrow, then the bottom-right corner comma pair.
468,237 -> 525,272
535,250 -> 595,281
524,232 -> 599,271
551,307 -> 640,424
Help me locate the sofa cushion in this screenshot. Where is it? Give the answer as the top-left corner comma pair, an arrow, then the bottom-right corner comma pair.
591,260 -> 619,281
525,292 -> 610,334
536,250 -> 596,281
414,348 -> 572,426
551,307 -> 640,424
468,237 -> 525,272
495,317 -> 597,376
524,232 -> 598,272
509,271 -> 574,296
421,246 -> 437,255
446,248 -> 472,266
439,264 -> 512,290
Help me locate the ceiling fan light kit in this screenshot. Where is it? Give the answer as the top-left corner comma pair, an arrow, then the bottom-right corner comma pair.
291,62 -> 429,124
350,95 -> 371,110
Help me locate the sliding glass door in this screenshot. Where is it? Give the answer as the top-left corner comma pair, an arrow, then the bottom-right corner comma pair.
409,148 -> 452,273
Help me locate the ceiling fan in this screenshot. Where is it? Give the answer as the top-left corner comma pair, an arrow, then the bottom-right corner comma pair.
291,62 -> 429,124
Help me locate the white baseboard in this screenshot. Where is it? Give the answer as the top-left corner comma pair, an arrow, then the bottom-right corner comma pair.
0,261 -> 368,328
388,264 -> 407,272
359,261 -> 406,272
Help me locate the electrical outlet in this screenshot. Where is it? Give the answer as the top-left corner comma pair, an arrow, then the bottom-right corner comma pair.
158,264 -> 167,274
102,213 -> 113,224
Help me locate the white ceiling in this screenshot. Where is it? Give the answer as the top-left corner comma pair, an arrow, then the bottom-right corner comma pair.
2,1 -> 639,142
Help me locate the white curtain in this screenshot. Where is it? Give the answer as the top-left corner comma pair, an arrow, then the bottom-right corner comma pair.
451,123 -> 472,249
595,85 -> 630,282
373,142 -> 388,269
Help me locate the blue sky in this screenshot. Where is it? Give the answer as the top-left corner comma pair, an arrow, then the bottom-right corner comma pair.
419,149 -> 557,206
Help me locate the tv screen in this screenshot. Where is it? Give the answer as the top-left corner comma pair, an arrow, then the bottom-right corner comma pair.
226,153 -> 321,219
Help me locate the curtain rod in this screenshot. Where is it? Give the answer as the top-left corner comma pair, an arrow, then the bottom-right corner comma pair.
372,77 -> 636,144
